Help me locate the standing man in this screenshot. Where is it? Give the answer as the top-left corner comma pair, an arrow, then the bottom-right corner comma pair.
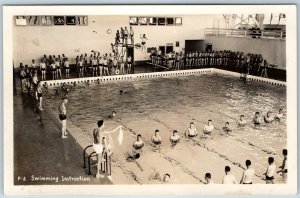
59,98 -> 68,139
264,157 -> 276,184
278,149 -> 287,182
129,26 -> 134,44
240,160 -> 255,184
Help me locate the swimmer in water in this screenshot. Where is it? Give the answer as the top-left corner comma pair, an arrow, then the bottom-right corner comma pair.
264,111 -> 274,123
108,111 -> 117,119
221,122 -> 232,136
133,134 -> 144,150
170,130 -> 180,147
253,112 -> 262,127
275,109 -> 284,122
237,115 -> 247,127
151,129 -> 162,145
126,153 -> 140,162
149,171 -> 171,183
203,119 -> 214,135
185,122 -> 198,138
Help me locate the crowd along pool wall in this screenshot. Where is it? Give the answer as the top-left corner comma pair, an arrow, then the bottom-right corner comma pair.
41,68 -> 286,88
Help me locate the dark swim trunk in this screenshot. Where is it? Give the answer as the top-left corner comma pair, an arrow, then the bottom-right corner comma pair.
133,144 -> 144,150
38,93 -> 42,98
265,175 -> 274,180
188,134 -> 197,138
283,169 -> 288,173
152,140 -> 161,145
59,114 -> 67,121
142,42 -> 146,45
243,182 -> 252,184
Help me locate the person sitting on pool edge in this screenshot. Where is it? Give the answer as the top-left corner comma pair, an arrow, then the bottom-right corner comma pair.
221,122 -> 232,136
222,166 -> 237,184
185,122 -> 198,138
240,160 -> 255,184
203,120 -> 214,135
275,109 -> 284,122
151,129 -> 162,146
204,173 -> 214,184
264,111 -> 274,123
253,112 -> 263,127
170,130 -> 180,146
133,134 -> 144,150
237,115 -> 247,127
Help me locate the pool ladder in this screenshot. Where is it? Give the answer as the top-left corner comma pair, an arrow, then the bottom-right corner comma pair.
83,145 -> 112,176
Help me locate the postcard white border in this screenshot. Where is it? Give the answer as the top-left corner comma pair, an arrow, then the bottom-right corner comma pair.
3,5 -> 297,195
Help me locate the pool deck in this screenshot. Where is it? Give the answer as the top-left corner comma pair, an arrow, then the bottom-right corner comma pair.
13,86 -> 112,185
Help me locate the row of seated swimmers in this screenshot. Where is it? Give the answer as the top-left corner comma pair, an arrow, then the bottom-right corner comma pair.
131,110 -> 283,151
149,49 -> 273,77
91,110 -> 285,183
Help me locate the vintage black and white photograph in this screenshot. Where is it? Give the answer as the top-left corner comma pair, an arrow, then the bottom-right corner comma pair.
3,5 -> 297,195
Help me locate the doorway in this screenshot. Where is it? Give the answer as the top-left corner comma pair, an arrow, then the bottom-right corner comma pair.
185,40 -> 205,52
166,45 -> 174,53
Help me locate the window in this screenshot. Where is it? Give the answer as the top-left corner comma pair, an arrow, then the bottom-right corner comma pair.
166,18 -> 174,25
158,17 -> 166,25
138,17 -> 148,25
15,16 -> 27,26
149,17 -> 157,25
175,17 -> 182,25
129,17 -> 138,25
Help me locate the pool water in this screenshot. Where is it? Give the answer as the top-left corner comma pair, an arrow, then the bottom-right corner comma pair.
44,74 -> 286,184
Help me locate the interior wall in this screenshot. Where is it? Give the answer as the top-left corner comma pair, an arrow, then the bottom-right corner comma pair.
205,35 -> 286,70
13,15 -> 222,66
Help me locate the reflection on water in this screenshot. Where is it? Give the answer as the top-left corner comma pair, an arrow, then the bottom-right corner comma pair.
44,74 -> 286,184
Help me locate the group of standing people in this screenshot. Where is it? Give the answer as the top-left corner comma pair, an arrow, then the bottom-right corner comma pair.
115,26 -> 134,46
18,63 -> 44,111
149,49 -> 269,77
76,52 -> 133,77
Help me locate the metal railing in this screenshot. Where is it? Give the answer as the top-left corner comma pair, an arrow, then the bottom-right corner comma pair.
205,28 -> 286,40
83,145 -> 112,176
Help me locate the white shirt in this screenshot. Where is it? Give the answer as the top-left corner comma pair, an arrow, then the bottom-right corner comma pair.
241,168 -> 255,184
266,164 -> 276,177
222,174 -> 237,184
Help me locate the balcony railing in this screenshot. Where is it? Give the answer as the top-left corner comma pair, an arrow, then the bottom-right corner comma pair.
205,28 -> 286,40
